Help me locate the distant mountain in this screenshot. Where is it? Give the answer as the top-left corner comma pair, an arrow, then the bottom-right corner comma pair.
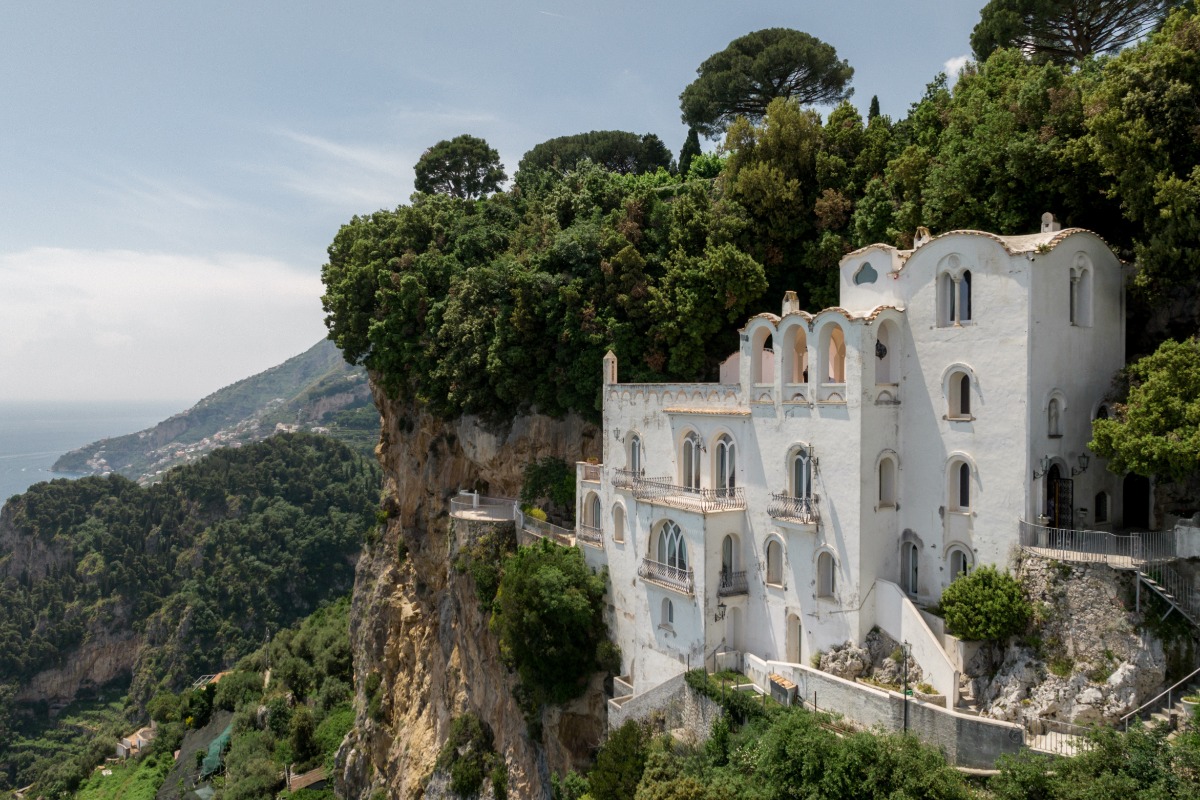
53,339 -> 378,482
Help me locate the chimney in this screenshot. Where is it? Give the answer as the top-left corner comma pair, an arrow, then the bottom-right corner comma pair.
1041,212 -> 1061,233
913,226 -> 932,248
782,291 -> 799,315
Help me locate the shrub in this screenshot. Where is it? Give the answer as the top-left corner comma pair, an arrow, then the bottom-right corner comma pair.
435,713 -> 495,798
520,457 -> 576,521
588,720 -> 650,800
940,566 -> 1032,641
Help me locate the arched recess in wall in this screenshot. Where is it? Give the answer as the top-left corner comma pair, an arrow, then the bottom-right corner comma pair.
900,529 -> 923,596
815,549 -> 837,598
788,443 -> 815,501
679,430 -> 701,491
660,597 -> 674,628
817,321 -> 847,385
946,453 -> 978,512
945,543 -> 973,581
714,432 -> 737,495
749,322 -> 775,385
936,253 -> 972,326
612,503 -> 626,543
1044,389 -> 1068,439
875,319 -> 900,385
765,535 -> 785,587
655,519 -> 688,569
1071,253 -> 1093,327
583,491 -> 602,529
877,450 -> 898,508
779,320 -> 810,388
941,362 -> 978,420
627,432 -> 643,475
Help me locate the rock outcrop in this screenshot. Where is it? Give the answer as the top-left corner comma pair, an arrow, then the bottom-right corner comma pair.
336,386 -> 603,800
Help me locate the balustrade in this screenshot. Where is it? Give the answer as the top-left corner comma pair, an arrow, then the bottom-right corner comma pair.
638,557 -> 694,594
767,492 -> 819,525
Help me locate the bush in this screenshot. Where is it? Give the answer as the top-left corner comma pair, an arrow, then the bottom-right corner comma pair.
435,713 -> 495,798
520,458 -> 576,521
940,566 -> 1032,641
588,720 -> 650,800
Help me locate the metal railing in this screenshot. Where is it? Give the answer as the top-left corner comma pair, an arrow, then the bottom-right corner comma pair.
718,569 -> 748,596
767,492 -> 819,525
1023,714 -> 1095,756
520,514 -> 575,547
637,557 -> 694,594
632,476 -> 746,512
449,494 -> 517,522
1121,664 -> 1200,730
1018,520 -> 1176,567
613,468 -> 643,490
1141,563 -> 1200,626
577,523 -> 604,547
579,462 -> 602,483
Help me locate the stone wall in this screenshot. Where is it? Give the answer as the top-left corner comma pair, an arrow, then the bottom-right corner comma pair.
607,674 -> 723,743
745,654 -> 1023,770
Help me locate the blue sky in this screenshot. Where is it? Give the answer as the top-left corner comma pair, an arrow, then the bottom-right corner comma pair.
0,1 -> 981,404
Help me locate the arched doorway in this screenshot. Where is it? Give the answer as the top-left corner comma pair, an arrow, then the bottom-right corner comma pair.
1046,464 -> 1073,529
786,612 -> 802,663
728,606 -> 742,652
1123,473 -> 1151,530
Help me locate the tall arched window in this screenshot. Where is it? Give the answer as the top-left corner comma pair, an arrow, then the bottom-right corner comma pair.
1048,398 -> 1062,437
826,327 -> 846,383
661,597 -> 674,627
722,534 -> 735,574
629,434 -> 642,474
817,551 -> 836,598
766,539 -> 783,586
785,327 -> 809,384
590,494 -> 601,527
959,270 -> 972,322
938,272 -> 956,327
657,520 -> 687,570
613,504 -> 626,543
792,447 -> 813,500
948,371 -> 972,419
902,542 -> 919,595
1071,267 -> 1093,327
879,456 -> 897,507
952,462 -> 971,511
948,547 -> 971,580
715,434 -> 736,496
681,433 -> 700,491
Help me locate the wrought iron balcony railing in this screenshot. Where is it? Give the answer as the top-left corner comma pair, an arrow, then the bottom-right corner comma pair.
718,569 -> 748,596
613,468 -> 643,490
767,492 -> 819,525
577,523 -> 604,547
632,476 -> 745,513
637,557 -> 694,595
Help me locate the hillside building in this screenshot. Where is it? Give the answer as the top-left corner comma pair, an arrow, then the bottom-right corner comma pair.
575,216 -> 1131,698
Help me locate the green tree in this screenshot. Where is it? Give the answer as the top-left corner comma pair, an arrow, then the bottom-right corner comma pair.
489,539 -> 608,704
1090,338 -> 1200,481
680,28 -> 854,137
589,721 -> 650,800
414,134 -> 507,199
971,0 -> 1176,63
678,128 -> 702,178
518,130 -> 673,177
940,566 -> 1032,641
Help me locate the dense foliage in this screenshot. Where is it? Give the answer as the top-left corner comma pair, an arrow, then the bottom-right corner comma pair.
679,28 -> 855,137
0,433 -> 378,732
971,0 -> 1176,63
518,130 -> 673,177
940,565 -> 1033,641
1091,337 -> 1200,480
324,11 -> 1200,426
413,134 -> 507,199
489,539 -> 610,706
435,712 -> 507,799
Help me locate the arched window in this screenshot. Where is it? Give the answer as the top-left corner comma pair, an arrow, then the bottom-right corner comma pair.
1095,404 -> 1109,421
951,462 -> 971,511
590,494 -> 601,528
902,542 -> 919,595
948,372 -> 971,419
766,539 -> 783,586
875,321 -> 897,384
948,547 -> 972,580
817,551 -> 836,598
959,270 -> 972,322
657,520 -> 687,570
825,327 -> 846,383
613,504 -> 626,543
1048,398 -> 1062,437
879,456 -> 897,507
792,447 -> 813,500
681,433 -> 700,491
1095,491 -> 1110,524
661,597 -> 674,627
757,334 -> 773,384
629,434 -> 642,474
715,434 -> 736,496
938,272 -> 956,327
1071,267 -> 1093,327
784,326 -> 809,384
722,534 -> 735,574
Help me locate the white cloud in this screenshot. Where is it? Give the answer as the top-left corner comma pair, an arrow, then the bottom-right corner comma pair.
0,248 -> 327,403
943,55 -> 971,84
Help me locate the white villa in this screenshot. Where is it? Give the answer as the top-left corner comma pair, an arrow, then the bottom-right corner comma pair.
574,215 -> 1135,700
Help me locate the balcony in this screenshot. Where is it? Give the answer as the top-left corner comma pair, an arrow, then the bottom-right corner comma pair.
577,522 -> 604,548
638,557 -> 695,595
767,492 -> 819,525
632,476 -> 746,513
613,468 -> 643,490
717,569 -> 748,597
579,462 -> 602,483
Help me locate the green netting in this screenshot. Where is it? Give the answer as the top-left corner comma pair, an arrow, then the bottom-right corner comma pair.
200,722 -> 234,778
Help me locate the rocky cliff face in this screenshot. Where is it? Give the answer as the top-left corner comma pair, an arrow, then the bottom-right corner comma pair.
336,386 -> 604,800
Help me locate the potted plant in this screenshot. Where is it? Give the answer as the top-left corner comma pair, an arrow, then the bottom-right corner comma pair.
1181,695 -> 1200,720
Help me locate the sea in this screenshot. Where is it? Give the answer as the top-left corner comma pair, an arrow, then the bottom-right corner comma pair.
0,400 -> 186,510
